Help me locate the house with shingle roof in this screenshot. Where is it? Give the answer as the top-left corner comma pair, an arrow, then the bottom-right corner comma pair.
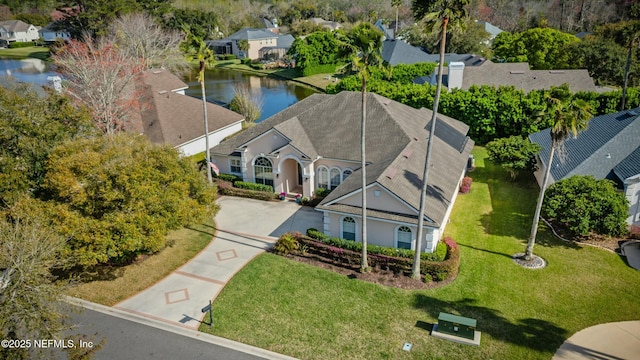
382,39 -> 431,66
131,69 -> 245,156
38,22 -> 71,43
0,20 -> 39,47
529,108 -> 640,225
210,91 -> 474,252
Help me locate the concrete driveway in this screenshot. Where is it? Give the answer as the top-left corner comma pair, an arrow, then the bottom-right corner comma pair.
114,196 -> 322,329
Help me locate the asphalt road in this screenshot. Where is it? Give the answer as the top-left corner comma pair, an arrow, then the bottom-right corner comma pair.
51,306 -> 272,360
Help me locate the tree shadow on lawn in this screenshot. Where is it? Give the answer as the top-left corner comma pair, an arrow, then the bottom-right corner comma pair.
412,294 -> 568,354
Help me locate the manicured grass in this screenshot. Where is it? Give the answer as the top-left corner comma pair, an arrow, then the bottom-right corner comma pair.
0,46 -> 51,60
65,218 -> 216,306
202,147 -> 640,359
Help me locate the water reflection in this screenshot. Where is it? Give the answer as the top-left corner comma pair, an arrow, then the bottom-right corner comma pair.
0,58 -> 57,85
183,67 -> 316,122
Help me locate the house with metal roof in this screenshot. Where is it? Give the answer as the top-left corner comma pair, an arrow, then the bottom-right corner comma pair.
529,108 -> 640,225
210,91 -> 474,252
129,69 -> 245,156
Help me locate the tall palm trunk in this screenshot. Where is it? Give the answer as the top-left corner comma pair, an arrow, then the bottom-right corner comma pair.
526,143 -> 555,259
200,60 -> 212,184
395,7 -> 399,39
621,39 -> 634,111
361,77 -> 369,271
412,17 -> 449,279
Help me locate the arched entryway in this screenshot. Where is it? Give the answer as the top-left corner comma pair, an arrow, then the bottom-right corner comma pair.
280,158 -> 303,195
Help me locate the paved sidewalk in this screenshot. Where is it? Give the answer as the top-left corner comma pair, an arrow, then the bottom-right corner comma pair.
553,321 -> 640,360
114,196 -> 322,330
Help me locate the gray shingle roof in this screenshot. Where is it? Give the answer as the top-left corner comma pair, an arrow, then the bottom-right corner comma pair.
0,20 -> 33,33
213,91 -> 473,227
382,39 -> 431,66
227,28 -> 279,41
529,107 -> 640,184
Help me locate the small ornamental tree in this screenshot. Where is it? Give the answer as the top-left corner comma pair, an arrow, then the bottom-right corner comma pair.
486,136 -> 542,180
542,175 -> 629,237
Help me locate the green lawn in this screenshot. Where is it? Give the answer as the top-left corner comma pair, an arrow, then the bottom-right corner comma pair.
0,46 -> 50,60
202,147 -> 640,360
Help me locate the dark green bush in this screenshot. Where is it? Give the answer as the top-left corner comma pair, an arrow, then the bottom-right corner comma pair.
274,233 -> 299,255
223,54 -> 237,60
314,187 -> 331,197
233,181 -> 274,193
216,173 -> 243,183
217,180 -> 277,201
8,41 -> 35,49
542,175 -> 629,237
241,58 -> 251,65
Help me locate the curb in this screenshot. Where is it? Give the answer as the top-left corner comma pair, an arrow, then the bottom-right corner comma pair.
65,297 -> 298,360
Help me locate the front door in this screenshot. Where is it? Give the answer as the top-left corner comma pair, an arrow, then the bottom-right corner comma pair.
297,163 -> 303,186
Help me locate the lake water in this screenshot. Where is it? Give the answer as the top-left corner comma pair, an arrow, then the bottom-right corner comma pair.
183,67 -> 316,122
0,59 -> 316,122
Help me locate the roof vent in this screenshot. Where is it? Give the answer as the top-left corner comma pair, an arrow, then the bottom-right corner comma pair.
402,149 -> 413,158
627,110 -> 638,117
158,90 -> 168,95
549,70 -> 565,74
385,167 -> 398,179
606,153 -> 611,159
510,71 -> 525,74
153,70 -> 162,74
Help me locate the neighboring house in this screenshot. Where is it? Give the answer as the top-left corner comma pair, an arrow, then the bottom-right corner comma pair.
309,17 -> 342,31
38,22 -> 71,43
0,20 -> 40,47
418,57 -> 597,93
529,108 -> 640,226
210,91 -> 474,252
382,39 -> 431,66
260,18 -> 279,34
207,28 -> 293,60
475,20 -> 503,44
131,69 -> 245,156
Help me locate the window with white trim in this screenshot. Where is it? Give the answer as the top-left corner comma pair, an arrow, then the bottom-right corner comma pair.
342,217 -> 356,241
330,168 -> 341,189
397,226 -> 412,250
317,166 -> 329,189
342,168 -> 353,181
229,157 -> 242,174
254,157 -> 273,187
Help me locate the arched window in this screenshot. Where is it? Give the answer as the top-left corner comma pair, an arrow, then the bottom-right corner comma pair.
330,168 -> 341,189
342,217 -> 356,241
396,226 -> 412,250
317,166 -> 329,189
342,169 -> 353,181
254,157 -> 273,187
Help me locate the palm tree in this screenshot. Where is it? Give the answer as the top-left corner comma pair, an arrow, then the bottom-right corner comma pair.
183,33 -> 216,183
620,21 -> 640,110
338,23 -> 386,272
525,86 -> 593,260
411,0 -> 470,279
392,0 -> 402,39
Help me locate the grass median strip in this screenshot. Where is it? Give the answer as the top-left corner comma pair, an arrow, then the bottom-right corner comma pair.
65,218 -> 216,306
202,147 -> 640,360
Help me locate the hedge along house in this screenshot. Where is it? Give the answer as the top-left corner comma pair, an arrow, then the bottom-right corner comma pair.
529,107 -> 640,226
210,91 -> 474,252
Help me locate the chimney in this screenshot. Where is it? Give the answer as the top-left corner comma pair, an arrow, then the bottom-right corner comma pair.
448,62 -> 465,90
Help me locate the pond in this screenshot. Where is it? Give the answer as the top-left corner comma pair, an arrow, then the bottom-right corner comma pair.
0,59 -> 317,122
0,58 -> 58,86
183,67 -> 317,122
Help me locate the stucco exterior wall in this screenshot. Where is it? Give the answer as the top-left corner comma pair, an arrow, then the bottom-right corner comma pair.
247,37 -> 278,59
625,176 -> 640,225
178,122 -> 243,157
322,211 -> 439,252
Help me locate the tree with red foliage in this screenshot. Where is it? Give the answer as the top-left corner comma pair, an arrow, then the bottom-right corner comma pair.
52,36 -> 143,134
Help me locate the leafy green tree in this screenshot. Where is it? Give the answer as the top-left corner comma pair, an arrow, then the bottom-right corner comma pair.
163,8 -> 218,40
492,28 -> 580,70
486,136 -> 541,180
288,31 -> 341,71
229,83 -> 262,124
338,22 -> 386,272
542,176 -> 629,237
565,37 -> 630,87
525,86 -> 593,260
0,81 -> 96,206
56,0 -> 139,38
13,13 -> 51,26
411,0 -> 470,279
41,133 -> 217,266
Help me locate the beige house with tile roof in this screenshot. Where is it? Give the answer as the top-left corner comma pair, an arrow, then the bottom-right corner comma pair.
132,69 -> 245,156
211,91 -> 474,252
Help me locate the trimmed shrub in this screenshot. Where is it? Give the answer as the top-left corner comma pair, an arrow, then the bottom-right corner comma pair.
233,181 -> 274,193
241,58 -> 251,65
542,175 -> 629,237
223,54 -> 237,60
8,41 -> 36,49
314,187 -> 331,197
459,176 -> 473,194
217,180 -> 277,201
216,173 -> 243,183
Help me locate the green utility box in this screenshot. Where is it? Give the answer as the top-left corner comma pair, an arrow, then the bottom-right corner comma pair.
437,312 -> 476,340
